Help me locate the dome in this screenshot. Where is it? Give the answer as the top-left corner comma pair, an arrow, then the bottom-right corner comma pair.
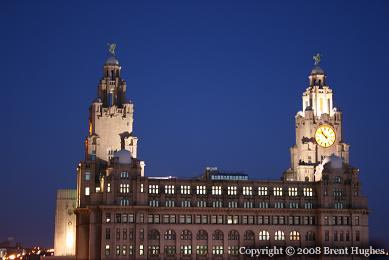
105,56 -> 119,65
311,66 -> 324,75
113,149 -> 132,164
322,154 -> 343,169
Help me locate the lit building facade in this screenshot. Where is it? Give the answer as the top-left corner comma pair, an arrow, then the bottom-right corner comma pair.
70,53 -> 368,259
54,189 -> 77,256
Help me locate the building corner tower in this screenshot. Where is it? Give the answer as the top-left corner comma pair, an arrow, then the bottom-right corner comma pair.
74,50 -> 145,259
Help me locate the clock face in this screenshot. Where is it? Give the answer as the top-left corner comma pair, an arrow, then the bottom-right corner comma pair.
315,125 -> 336,148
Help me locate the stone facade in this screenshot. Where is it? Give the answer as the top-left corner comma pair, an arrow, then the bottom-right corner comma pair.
54,189 -> 77,256
67,55 -> 369,259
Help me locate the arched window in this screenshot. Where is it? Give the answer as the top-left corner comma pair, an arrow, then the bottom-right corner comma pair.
148,229 -> 160,240
181,230 -> 192,240
196,230 -> 208,240
244,230 -> 255,241
258,230 -> 270,241
212,230 -> 224,240
164,229 -> 176,240
290,231 -> 300,241
275,231 -> 285,240
228,230 -> 239,240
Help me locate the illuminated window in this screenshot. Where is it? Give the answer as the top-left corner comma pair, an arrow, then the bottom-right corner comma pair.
85,172 -> 91,181
122,245 -> 127,256
165,185 -> 175,194
105,213 -> 111,223
180,245 -> 192,255
275,231 -> 285,240
303,187 -> 313,196
274,187 -> 283,196
105,245 -> 110,256
181,185 -> 191,194
107,183 -> 111,192
290,231 -> 300,241
139,245 -> 144,256
196,245 -> 207,256
140,183 -> 144,192
196,185 -> 206,195
116,245 -> 120,256
212,186 -> 222,195
149,185 -> 159,194
212,246 -> 223,255
120,184 -> 130,193
258,230 -> 269,240
228,246 -> 239,255
148,245 -> 160,256
288,187 -> 298,196
227,186 -> 237,195
258,186 -> 268,196
243,186 -> 252,195
85,187 -> 90,196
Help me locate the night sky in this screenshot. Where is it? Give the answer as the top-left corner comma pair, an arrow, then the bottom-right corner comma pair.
1,0 -> 389,248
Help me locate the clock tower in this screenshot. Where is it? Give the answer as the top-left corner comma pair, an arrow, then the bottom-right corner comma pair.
284,55 -> 350,182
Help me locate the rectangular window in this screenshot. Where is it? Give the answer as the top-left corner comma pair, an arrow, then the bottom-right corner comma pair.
181,185 -> 191,194
258,186 -> 268,196
355,216 -> 360,226
227,186 -> 237,195
212,186 -> 222,195
165,200 -> 175,207
274,187 -> 283,196
85,172 -> 91,181
243,186 -> 252,196
288,187 -> 298,196
303,187 -> 313,196
105,213 -> 111,223
139,245 -> 144,256
105,245 -> 110,256
181,245 -> 192,255
140,183 -> 144,193
85,187 -> 90,196
107,183 -> 111,192
148,184 -> 159,194
196,185 -> 206,195
105,228 -> 110,240
228,201 -> 237,208
165,185 -> 175,194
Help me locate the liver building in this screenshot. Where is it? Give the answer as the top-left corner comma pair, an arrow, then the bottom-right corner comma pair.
54,49 -> 369,259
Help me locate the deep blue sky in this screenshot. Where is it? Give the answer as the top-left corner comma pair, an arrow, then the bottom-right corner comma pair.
1,0 -> 388,248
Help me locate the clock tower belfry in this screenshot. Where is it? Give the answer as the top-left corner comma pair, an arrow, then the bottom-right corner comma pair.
284,55 -> 350,182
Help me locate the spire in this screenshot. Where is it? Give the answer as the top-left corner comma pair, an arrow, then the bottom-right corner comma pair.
97,43 -> 127,108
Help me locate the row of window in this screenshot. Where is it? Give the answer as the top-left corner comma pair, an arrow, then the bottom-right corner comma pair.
146,199 -> 313,209
106,213 -> 360,226
148,185 -> 313,197
106,213 -> 317,225
104,245 -> 241,257
107,228 -> 310,242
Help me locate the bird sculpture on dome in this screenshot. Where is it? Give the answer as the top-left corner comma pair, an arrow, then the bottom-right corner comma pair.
313,53 -> 321,65
107,43 -> 116,56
